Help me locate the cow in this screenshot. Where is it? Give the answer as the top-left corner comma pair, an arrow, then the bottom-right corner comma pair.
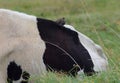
0,9 -> 108,83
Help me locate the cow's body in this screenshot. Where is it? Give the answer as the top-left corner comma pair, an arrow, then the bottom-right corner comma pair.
0,9 -> 108,83
0,9 -> 46,83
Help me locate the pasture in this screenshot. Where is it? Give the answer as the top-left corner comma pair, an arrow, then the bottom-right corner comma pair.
0,0 -> 120,83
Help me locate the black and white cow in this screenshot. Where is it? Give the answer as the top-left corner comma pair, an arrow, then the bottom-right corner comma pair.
0,9 -> 108,83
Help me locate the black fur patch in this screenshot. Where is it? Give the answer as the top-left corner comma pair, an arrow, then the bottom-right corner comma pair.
7,61 -> 22,81
37,18 -> 95,76
37,18 -> 80,44
20,80 -> 28,83
22,71 -> 30,80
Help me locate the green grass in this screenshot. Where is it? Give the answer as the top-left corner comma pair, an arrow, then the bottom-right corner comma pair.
0,0 -> 120,83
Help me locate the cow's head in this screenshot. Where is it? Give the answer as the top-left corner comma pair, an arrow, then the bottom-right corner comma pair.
55,18 -> 108,74
37,18 -> 95,76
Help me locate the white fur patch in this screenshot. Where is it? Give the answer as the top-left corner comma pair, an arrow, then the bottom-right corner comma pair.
0,9 -> 46,83
64,24 -> 108,72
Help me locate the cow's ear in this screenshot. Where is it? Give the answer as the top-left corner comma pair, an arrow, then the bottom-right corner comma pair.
55,17 -> 65,26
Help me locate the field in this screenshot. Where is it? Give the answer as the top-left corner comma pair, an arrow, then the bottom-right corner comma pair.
0,0 -> 120,83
